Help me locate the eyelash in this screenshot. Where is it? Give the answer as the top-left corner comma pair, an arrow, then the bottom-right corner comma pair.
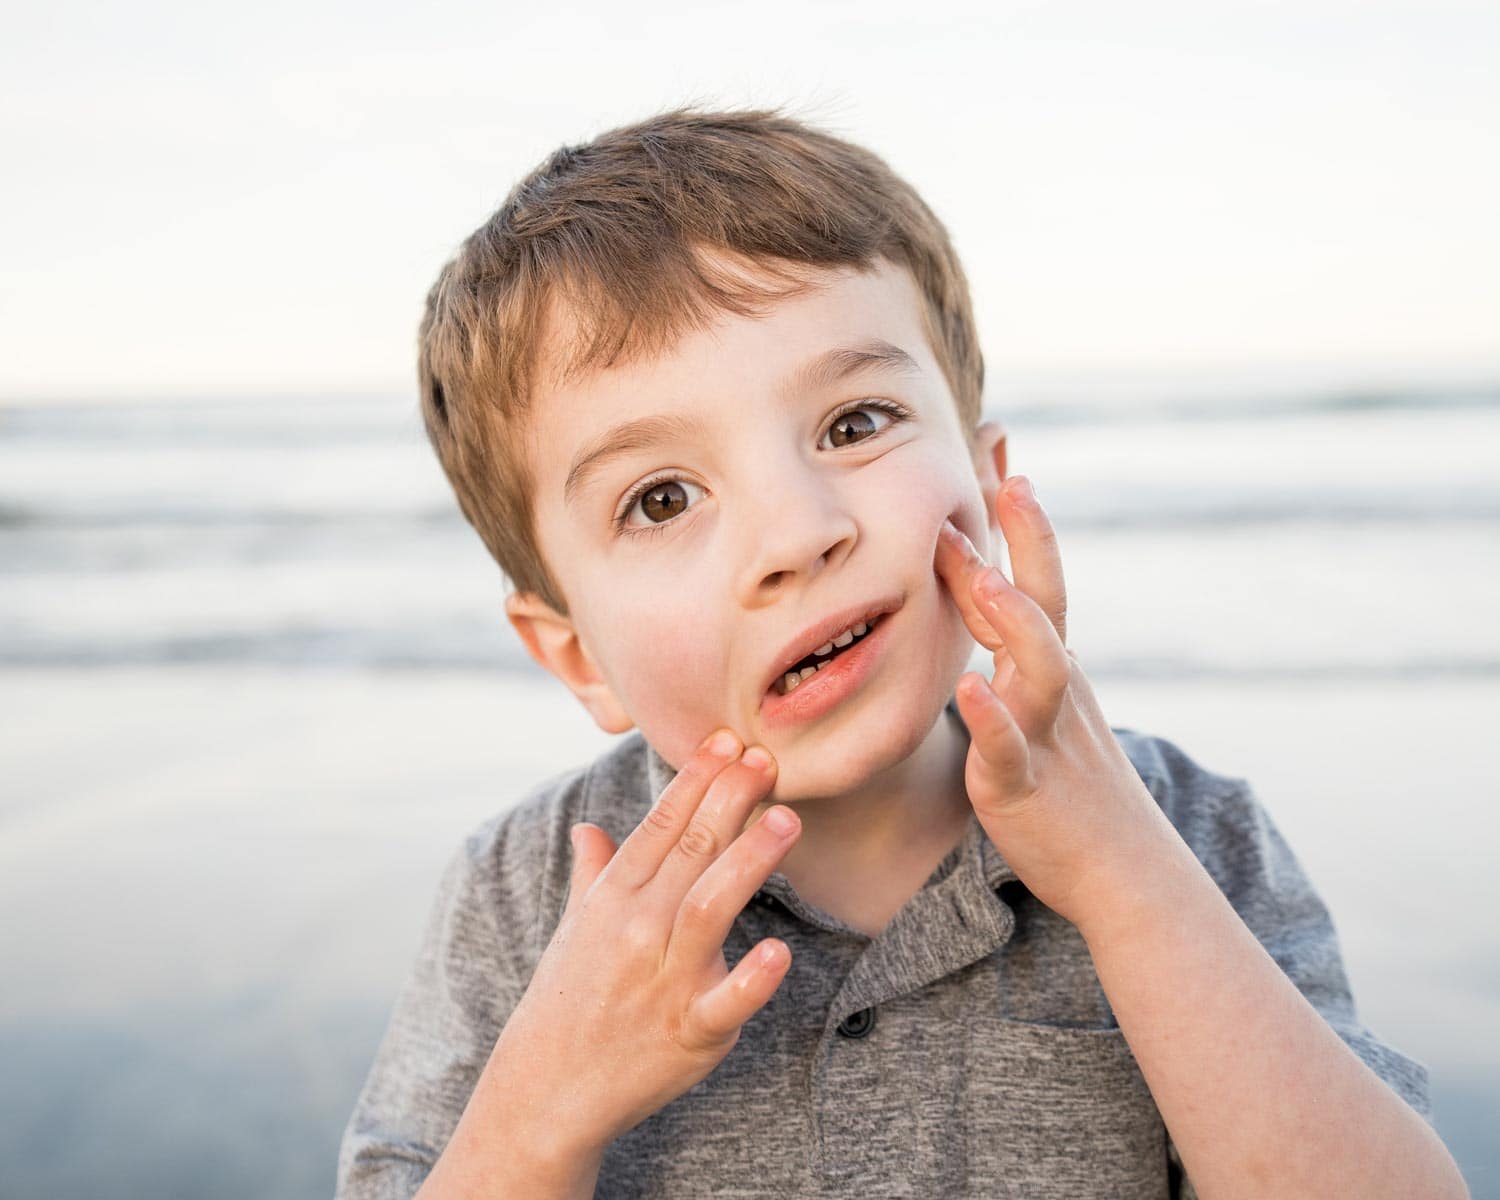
612,398 -> 913,539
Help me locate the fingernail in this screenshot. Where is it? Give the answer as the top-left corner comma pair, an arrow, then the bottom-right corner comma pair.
742,745 -> 772,772
1006,476 -> 1036,505
975,566 -> 1009,598
708,729 -> 741,757
763,806 -> 797,836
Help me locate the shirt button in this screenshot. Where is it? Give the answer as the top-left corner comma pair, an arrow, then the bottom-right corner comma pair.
836,1007 -> 877,1039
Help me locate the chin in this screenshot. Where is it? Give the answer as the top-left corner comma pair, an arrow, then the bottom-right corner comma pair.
771,680 -> 953,802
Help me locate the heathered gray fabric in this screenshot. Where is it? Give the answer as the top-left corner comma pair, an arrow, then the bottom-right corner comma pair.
336,701 -> 1431,1198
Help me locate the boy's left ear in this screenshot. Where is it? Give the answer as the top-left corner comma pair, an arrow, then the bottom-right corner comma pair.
971,419 -> 1008,535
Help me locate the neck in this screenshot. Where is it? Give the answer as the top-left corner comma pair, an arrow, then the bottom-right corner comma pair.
744,703 -> 974,906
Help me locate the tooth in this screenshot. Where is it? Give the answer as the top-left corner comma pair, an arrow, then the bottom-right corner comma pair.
853,622 -> 868,636
833,630 -> 854,648
783,672 -> 800,693
814,641 -> 834,656
815,659 -> 829,670
798,666 -> 816,681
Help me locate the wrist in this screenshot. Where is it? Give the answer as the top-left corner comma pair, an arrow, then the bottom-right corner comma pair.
429,1093 -> 606,1200
428,1026 -> 609,1199
1071,815 -> 1206,947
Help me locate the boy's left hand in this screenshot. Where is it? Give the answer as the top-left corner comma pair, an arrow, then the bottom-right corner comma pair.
933,475 -> 1180,933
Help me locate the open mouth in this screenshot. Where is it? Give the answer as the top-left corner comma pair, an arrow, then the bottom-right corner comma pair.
772,614 -> 885,696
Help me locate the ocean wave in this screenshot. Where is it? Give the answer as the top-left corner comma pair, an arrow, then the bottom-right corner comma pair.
0,504 -> 459,530
2,638 -> 1495,681
4,495 -> 1499,540
996,384 -> 1500,429
3,382 -> 1497,444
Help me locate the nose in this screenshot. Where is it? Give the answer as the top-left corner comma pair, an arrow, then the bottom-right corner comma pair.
734,461 -> 859,606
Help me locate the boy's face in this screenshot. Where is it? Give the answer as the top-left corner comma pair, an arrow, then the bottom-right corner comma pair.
509,252 -> 1004,801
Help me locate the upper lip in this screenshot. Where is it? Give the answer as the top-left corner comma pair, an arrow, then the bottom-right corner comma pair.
761,594 -> 904,696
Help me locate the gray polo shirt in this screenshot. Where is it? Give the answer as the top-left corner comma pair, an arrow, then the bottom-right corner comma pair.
336,703 -> 1431,1198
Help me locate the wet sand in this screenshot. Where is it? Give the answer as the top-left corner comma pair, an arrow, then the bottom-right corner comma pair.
2,665 -> 1495,1196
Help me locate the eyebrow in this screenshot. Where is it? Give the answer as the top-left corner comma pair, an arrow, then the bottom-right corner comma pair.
562,338 -> 922,507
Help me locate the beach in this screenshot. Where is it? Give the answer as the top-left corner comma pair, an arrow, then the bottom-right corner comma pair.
2,388 -> 1497,1196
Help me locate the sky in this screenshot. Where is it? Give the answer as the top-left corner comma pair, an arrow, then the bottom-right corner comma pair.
2,0 -> 1498,401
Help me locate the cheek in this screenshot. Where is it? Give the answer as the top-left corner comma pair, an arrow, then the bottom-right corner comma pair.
875,455 -> 987,655
877,450 -> 988,555
599,600 -> 727,745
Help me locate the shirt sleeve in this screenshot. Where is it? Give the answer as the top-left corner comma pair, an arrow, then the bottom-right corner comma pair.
1158,771 -> 1433,1199
334,815 -> 537,1200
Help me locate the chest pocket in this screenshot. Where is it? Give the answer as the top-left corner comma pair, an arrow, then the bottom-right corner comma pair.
961,1017 -> 1170,1199
950,885 -> 1170,1196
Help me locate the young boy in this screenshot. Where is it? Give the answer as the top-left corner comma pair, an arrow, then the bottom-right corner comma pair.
336,107 -> 1467,1199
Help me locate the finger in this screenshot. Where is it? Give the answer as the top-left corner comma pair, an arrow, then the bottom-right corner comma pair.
970,566 -> 1071,706
649,746 -> 781,907
994,476 -> 1068,645
561,822 -> 617,923
685,937 -> 792,1047
665,796 -> 800,971
955,672 -> 1038,795
934,519 -> 1006,654
609,728 -> 744,889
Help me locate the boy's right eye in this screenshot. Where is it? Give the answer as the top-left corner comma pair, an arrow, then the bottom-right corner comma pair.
615,476 -> 706,537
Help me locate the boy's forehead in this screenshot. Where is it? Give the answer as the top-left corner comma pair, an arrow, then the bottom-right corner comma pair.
531,254 -> 935,437
532,250 -> 822,391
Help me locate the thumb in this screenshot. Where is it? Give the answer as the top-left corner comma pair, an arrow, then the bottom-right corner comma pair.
562,822 -> 617,922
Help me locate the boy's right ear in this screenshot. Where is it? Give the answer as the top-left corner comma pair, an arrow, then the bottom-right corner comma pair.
503,592 -> 635,735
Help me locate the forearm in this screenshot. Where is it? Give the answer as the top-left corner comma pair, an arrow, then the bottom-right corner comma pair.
415,1035 -> 606,1200
1077,820 -> 1468,1200
417,1117 -> 602,1200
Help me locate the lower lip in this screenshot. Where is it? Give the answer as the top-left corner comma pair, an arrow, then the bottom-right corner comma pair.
759,614 -> 894,729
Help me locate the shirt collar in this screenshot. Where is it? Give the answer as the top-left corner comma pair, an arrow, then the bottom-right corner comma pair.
641,693 -> 1019,930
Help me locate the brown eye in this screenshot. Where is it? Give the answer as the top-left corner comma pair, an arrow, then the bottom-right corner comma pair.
828,409 -> 877,448
618,476 -> 705,536
824,403 -> 901,450
640,481 -> 689,523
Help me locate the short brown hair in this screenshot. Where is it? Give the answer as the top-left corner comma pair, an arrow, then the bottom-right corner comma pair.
418,104 -> 985,615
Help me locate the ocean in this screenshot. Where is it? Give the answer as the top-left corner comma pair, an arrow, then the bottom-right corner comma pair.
2,379 -> 1497,1196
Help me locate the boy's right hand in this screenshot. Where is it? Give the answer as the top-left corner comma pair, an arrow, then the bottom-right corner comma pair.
477,729 -> 800,1173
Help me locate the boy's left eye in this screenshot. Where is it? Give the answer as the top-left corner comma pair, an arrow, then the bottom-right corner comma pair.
613,399 -> 910,538
820,400 -> 902,450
